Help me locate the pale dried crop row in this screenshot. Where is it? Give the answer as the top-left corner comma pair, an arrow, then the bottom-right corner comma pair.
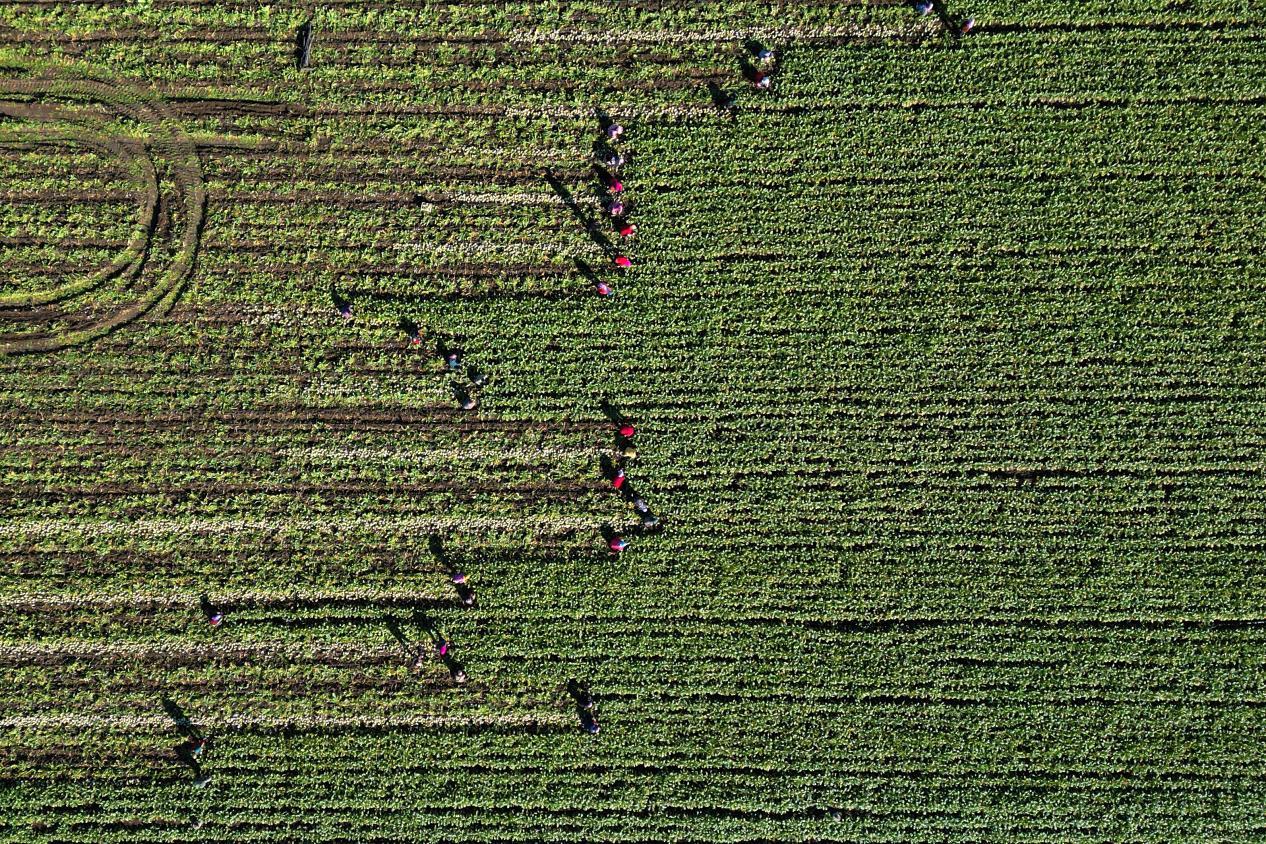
0,713 -> 571,731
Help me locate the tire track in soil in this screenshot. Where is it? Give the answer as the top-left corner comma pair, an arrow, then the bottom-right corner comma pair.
0,60 -> 206,354
0,127 -> 156,310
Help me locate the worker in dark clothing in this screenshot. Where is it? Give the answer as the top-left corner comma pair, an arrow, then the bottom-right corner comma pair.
633,497 -> 660,529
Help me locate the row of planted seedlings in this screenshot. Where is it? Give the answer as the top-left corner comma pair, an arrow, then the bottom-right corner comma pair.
0,404 -> 636,778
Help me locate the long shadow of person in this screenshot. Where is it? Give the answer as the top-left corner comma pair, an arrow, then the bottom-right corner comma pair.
398,317 -> 422,344
294,20 -> 314,69
598,454 -> 621,485
592,140 -> 623,168
453,384 -> 476,410
593,107 -> 616,136
330,286 -> 352,319
428,533 -> 447,566
574,258 -> 601,286
707,81 -> 736,114
592,164 -> 619,192
162,698 -> 199,740
599,398 -> 628,427
544,170 -> 595,231
442,653 -> 468,684
197,595 -> 223,626
162,698 -> 206,778
566,679 -> 599,734
435,336 -> 464,368
384,614 -> 410,652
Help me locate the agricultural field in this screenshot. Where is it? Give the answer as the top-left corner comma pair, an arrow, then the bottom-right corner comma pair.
0,0 -> 1265,840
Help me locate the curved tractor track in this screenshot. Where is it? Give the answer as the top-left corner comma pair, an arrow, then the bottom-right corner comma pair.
0,53 -> 205,354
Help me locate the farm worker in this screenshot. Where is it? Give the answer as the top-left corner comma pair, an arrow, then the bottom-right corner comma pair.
617,223 -> 636,239
607,178 -> 624,193
606,199 -> 625,217
460,393 -> 477,410
408,329 -> 423,347
618,442 -> 638,459
612,468 -> 626,490
453,669 -> 468,684
459,589 -> 475,607
757,48 -> 775,63
582,712 -> 600,734
753,72 -> 771,91
614,255 -> 632,269
914,0 -> 934,13
960,16 -> 976,33
619,423 -> 635,439
337,302 -> 353,320
603,152 -> 626,169
608,535 -> 629,553
633,497 -> 660,529
471,369 -> 489,388
437,638 -> 450,658
190,738 -> 207,759
606,123 -> 624,140
451,572 -> 467,585
596,281 -> 614,297
208,611 -> 224,627
446,351 -> 461,370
